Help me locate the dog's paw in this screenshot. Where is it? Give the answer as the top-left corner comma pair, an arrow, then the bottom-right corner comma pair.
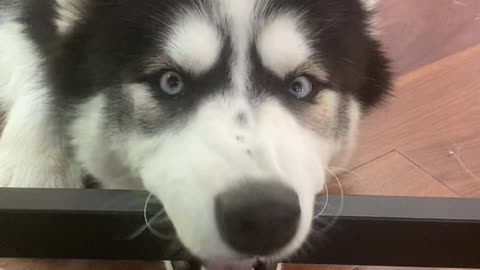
0,148 -> 83,188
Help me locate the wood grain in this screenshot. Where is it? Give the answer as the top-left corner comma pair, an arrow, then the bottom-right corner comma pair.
377,0 -> 480,75
352,44 -> 480,197
331,151 -> 457,197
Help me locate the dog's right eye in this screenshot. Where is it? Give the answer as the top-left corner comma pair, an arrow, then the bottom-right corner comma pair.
159,71 -> 185,96
289,76 -> 314,100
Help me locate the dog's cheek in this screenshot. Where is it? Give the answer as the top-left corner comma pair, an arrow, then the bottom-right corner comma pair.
298,89 -> 340,137
137,138 -> 241,259
297,90 -> 362,169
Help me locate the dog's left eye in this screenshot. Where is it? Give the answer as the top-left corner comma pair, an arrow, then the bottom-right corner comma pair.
289,76 -> 315,100
159,71 -> 185,96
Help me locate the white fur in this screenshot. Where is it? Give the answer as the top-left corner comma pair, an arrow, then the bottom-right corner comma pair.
166,14 -> 222,75
68,94 -> 143,190
360,0 -> 379,11
359,0 -> 381,38
55,0 -> 87,35
342,98 -> 362,166
311,90 -> 341,134
0,22 -> 83,188
331,98 -> 362,172
0,22 -> 38,107
257,15 -> 311,77
134,95 -> 329,260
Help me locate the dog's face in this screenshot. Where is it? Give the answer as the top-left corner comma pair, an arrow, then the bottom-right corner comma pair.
54,0 -> 390,262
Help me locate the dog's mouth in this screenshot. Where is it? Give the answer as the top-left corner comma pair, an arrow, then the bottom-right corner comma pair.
171,258 -> 274,270
204,259 -> 258,270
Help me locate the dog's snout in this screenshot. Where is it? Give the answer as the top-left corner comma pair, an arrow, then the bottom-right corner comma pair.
215,182 -> 300,256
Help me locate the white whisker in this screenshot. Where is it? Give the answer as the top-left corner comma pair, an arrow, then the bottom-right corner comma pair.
327,167 -> 344,217
129,193 -> 171,240
144,193 -> 172,239
128,210 -> 168,240
313,168 -> 344,232
329,166 -> 362,180
315,182 -> 329,217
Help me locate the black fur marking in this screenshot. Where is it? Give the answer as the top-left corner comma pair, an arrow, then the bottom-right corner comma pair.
131,38 -> 234,133
18,0 -> 234,134
19,0 -> 58,54
236,112 -> 249,126
251,0 -> 392,111
16,0 -> 391,134
236,135 -> 245,143
356,40 -> 393,111
82,174 -> 102,189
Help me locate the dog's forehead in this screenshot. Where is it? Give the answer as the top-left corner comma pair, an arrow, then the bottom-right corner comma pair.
160,0 -> 314,78
165,13 -> 223,76
256,14 -> 311,78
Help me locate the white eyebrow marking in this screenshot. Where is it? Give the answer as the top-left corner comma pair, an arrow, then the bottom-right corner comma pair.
55,0 -> 88,35
257,14 -> 312,77
166,14 -> 222,75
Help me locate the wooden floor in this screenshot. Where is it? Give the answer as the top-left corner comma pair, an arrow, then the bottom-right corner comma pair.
344,0 -> 480,199
2,0 -> 480,269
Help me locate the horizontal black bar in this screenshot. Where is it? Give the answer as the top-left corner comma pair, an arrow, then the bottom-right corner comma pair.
1,188 -> 480,268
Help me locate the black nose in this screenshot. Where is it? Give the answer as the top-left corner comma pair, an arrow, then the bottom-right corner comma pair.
215,182 -> 300,256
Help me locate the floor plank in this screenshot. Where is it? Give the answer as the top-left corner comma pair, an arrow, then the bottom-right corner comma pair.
399,135 -> 480,197
351,44 -> 480,197
378,0 -> 480,75
330,151 -> 457,197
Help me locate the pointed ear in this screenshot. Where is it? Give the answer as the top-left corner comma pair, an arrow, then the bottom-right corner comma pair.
357,40 -> 393,112
55,0 -> 89,35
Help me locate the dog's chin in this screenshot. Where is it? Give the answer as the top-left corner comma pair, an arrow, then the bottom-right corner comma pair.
203,259 -> 258,270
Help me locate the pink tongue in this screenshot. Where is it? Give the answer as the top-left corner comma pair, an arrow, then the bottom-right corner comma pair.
205,261 -> 254,270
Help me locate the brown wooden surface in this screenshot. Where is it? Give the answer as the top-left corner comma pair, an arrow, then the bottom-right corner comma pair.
2,0 -> 480,269
331,151 -> 458,197
352,43 -> 480,197
377,0 -> 480,76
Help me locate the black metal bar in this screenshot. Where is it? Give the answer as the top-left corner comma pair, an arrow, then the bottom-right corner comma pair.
0,188 -> 480,268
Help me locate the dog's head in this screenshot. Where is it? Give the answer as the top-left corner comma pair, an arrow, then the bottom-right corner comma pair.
54,0 -> 391,262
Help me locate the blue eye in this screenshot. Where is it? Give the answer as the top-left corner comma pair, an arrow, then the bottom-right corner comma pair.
159,71 -> 184,96
289,76 -> 313,99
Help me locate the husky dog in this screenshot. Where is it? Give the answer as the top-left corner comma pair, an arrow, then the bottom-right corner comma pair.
0,0 -> 391,264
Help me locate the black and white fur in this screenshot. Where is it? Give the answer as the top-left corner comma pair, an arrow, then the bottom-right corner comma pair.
0,0 -> 391,263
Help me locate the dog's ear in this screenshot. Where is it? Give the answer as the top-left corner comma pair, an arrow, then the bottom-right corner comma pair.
357,41 -> 393,113
55,0 -> 89,35
355,0 -> 392,112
